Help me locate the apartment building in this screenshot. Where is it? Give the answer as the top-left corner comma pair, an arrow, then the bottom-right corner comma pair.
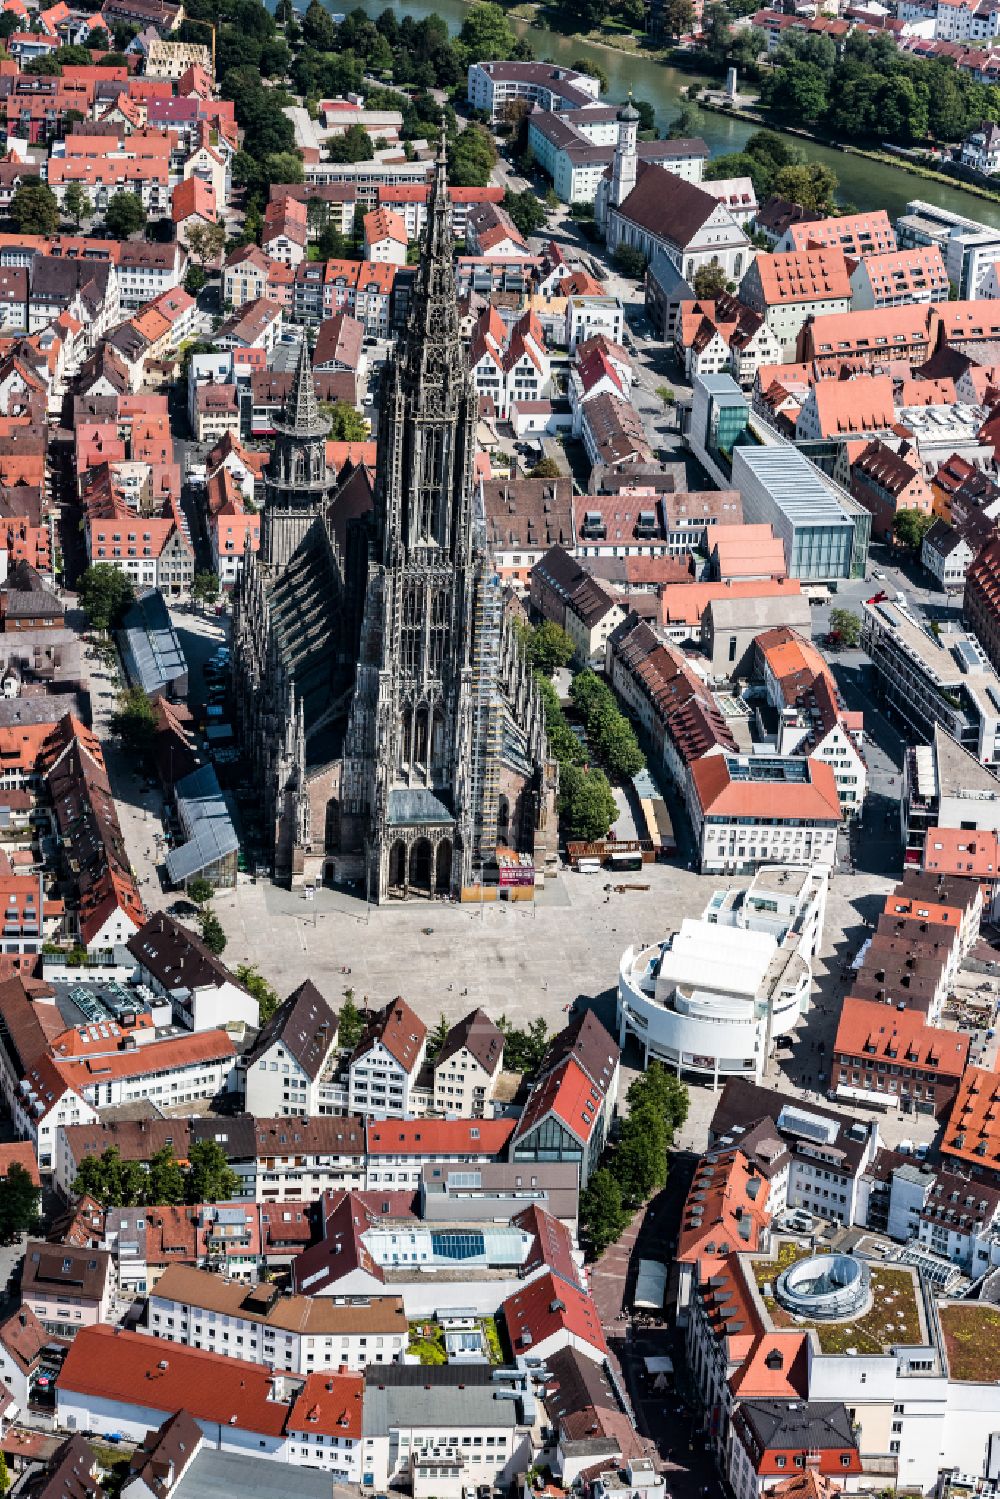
361,1364 -> 535,1493
466,60 -> 601,121
861,597 -> 1000,766
963,535 -> 1000,676
531,545 -> 626,665
830,997 -> 970,1116
849,245 -> 949,309
432,1009 -> 504,1118
57,1325 -> 367,1475
365,1118 -> 516,1191
777,210 -> 897,256
754,626 -> 866,815
797,303 -> 936,369
738,250 -> 852,358
348,998 -> 427,1117
145,1264 -> 407,1372
686,753 -> 842,874
127,911 -> 259,1033
244,979 -> 340,1118
21,1239 -> 113,1337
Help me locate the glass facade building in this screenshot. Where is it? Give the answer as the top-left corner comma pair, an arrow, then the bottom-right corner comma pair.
733,445 -> 858,582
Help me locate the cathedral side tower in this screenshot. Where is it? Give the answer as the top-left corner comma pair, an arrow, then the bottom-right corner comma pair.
262,336 -> 336,570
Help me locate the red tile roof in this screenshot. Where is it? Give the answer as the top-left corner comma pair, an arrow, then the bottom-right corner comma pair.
57,1325 -> 292,1435
503,1270 -> 607,1356
288,1371 -> 364,1439
728,1333 -> 809,1400
834,997 -> 969,1078
53,1029 -> 235,1090
513,1056 -> 606,1148
940,1065 -> 1000,1175
353,996 -> 426,1072
690,755 -> 842,822
365,1118 -> 515,1156
753,249 -> 851,306
677,1146 -> 770,1267
0,1141 -> 41,1187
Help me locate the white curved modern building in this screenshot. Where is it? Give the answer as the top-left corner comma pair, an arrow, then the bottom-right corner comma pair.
617,865 -> 826,1087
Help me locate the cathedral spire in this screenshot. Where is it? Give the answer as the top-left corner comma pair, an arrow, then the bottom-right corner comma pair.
404,115 -> 460,350
280,334 -> 329,441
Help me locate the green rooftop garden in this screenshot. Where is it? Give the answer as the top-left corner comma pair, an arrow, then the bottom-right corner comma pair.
753,1243 -> 923,1355
939,1304 -> 1000,1382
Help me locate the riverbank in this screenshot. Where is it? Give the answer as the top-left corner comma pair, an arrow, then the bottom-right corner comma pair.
499,0 -> 682,60
696,93 -> 1000,205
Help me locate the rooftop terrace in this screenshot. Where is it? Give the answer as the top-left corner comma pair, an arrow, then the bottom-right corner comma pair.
752,1241 -> 924,1354
939,1303 -> 1000,1383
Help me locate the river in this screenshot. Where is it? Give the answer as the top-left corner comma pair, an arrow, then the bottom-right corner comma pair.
343,0 -> 1000,225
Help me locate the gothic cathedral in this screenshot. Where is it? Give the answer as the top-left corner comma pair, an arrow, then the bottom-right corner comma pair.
232,138 -> 556,899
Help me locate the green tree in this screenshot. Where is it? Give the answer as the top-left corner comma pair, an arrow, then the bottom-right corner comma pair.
496,1015 -> 548,1077
599,717 -> 645,780
893,508 -> 934,552
631,1060 -> 690,1138
325,401 -> 368,441
449,121 -> 498,188
572,57 -> 607,90
79,562 -> 134,631
73,1146 -> 147,1208
529,457 -> 562,479
829,607 -> 861,647
110,686 -> 157,754
519,620 -> 575,675
693,263 -> 730,300
656,384 -> 676,409
186,1140 -> 240,1204
425,1012 -> 451,1063
63,179 -> 90,229
0,1164 -> 40,1244
327,124 -> 374,164
23,56 -> 62,75
661,0 -> 696,38
10,179 -> 60,236
146,1146 -> 186,1206
667,103 -> 700,140
570,670 -> 645,780
771,161 -> 838,214
185,264 -> 207,295
198,908 -> 227,957
317,221 -> 350,260
86,25 -> 111,47
339,993 -> 366,1049
763,59 -> 830,126
186,220 -> 227,267
236,964 -> 280,1025
104,190 -> 146,239
613,244 -> 647,280
459,2 -> 518,61
559,765 -> 618,842
579,1167 -> 627,1256
187,876 -> 215,907
633,99 -> 656,134
616,1120 -> 667,1204
0,1450 -> 9,1496
502,186 -> 547,238
302,0 -> 339,49
191,570 -> 220,610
